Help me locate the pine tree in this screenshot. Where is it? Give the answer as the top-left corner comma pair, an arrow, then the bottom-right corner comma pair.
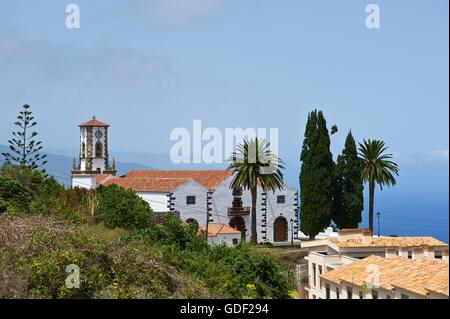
299,110 -> 334,239
1,104 -> 47,174
333,131 -> 364,229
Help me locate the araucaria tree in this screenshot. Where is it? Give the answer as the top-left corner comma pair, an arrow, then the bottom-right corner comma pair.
227,138 -> 284,244
333,131 -> 364,229
1,104 -> 47,174
358,139 -> 399,234
299,110 -> 334,240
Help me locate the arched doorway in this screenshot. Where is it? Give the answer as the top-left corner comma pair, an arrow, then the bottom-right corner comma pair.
273,216 -> 288,242
229,216 -> 246,237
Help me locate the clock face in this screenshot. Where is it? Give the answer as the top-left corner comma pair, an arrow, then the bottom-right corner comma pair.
95,130 -> 103,139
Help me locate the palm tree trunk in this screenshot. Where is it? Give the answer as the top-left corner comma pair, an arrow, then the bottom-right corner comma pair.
369,180 -> 375,235
250,187 -> 257,244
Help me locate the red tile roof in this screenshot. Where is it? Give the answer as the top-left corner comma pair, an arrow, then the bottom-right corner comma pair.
101,177 -> 190,192
96,174 -> 113,184
79,117 -> 109,127
198,223 -> 241,237
123,170 -> 234,191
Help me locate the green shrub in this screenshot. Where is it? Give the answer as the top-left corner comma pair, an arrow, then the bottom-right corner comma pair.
0,175 -> 32,212
97,185 -> 153,229
0,198 -> 7,213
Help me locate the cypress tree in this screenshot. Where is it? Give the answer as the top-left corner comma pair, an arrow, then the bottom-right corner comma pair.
299,110 -> 334,239
332,131 -> 364,229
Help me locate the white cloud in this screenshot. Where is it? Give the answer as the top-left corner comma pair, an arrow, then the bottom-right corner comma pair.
135,0 -> 224,26
429,149 -> 449,160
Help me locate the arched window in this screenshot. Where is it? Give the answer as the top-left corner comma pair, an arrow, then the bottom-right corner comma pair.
95,142 -> 103,157
81,143 -> 86,157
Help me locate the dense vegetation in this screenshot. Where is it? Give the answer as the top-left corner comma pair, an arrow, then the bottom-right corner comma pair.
0,163 -> 294,299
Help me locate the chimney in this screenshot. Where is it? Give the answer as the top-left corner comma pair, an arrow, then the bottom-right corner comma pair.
423,246 -> 435,260
385,248 -> 397,259
412,248 -> 424,260
362,228 -> 372,245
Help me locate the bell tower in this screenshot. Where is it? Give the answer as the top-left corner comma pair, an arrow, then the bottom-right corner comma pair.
71,116 -> 116,189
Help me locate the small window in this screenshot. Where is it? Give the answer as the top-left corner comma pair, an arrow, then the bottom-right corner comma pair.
372,290 -> 378,299
347,287 -> 353,299
318,266 -> 323,288
336,288 -> 340,299
312,263 -> 317,287
277,195 -> 285,204
186,196 -> 196,205
325,284 -> 330,299
359,291 -> 364,299
232,238 -> 239,246
95,141 -> 103,157
386,295 -> 392,299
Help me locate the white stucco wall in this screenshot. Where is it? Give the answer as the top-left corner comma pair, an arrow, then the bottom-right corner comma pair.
172,180 -> 208,225
208,233 -> 241,246
72,175 -> 96,189
137,192 -> 170,212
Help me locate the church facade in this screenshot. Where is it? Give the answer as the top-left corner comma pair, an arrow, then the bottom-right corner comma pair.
71,117 -> 299,243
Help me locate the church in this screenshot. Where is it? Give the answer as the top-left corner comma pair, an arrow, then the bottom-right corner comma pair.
71,117 -> 299,244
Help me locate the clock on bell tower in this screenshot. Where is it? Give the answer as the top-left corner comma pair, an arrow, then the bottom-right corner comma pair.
71,116 -> 117,189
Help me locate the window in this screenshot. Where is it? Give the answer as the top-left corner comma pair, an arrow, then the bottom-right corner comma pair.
359,291 -> 364,299
95,142 -> 103,157
325,284 -> 330,299
318,266 -> 323,288
386,295 -> 392,299
347,287 -> 353,299
401,294 -> 409,299
277,195 -> 285,204
312,263 -> 316,287
372,290 -> 378,299
186,196 -> 196,205
336,288 -> 340,299
81,143 -> 86,157
232,238 -> 239,246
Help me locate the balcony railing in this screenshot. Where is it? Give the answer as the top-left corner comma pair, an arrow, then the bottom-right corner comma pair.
227,206 -> 250,216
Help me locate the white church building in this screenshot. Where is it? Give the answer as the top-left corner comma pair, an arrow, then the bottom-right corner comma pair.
71,117 -> 299,243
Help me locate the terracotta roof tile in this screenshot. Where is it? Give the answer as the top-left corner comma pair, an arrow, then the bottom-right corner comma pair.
101,177 -> 190,192
79,117 -> 109,127
330,236 -> 448,248
123,170 -> 234,191
198,223 -> 241,237
320,255 -> 449,297
96,174 -> 112,184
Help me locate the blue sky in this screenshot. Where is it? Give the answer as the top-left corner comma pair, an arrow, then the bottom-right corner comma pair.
0,0 -> 448,222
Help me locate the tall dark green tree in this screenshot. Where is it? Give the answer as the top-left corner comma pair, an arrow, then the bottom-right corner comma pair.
332,131 -> 364,229
299,110 -> 334,239
359,139 -> 399,234
1,104 -> 47,174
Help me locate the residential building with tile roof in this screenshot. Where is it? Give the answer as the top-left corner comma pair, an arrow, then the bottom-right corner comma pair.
318,255 -> 449,299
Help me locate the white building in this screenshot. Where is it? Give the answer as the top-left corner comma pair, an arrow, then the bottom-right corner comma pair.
303,228 -> 449,299
198,223 -> 242,246
71,117 -> 299,244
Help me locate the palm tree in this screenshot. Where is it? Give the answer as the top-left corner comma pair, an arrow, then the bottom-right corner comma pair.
358,139 -> 399,235
227,138 -> 285,244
